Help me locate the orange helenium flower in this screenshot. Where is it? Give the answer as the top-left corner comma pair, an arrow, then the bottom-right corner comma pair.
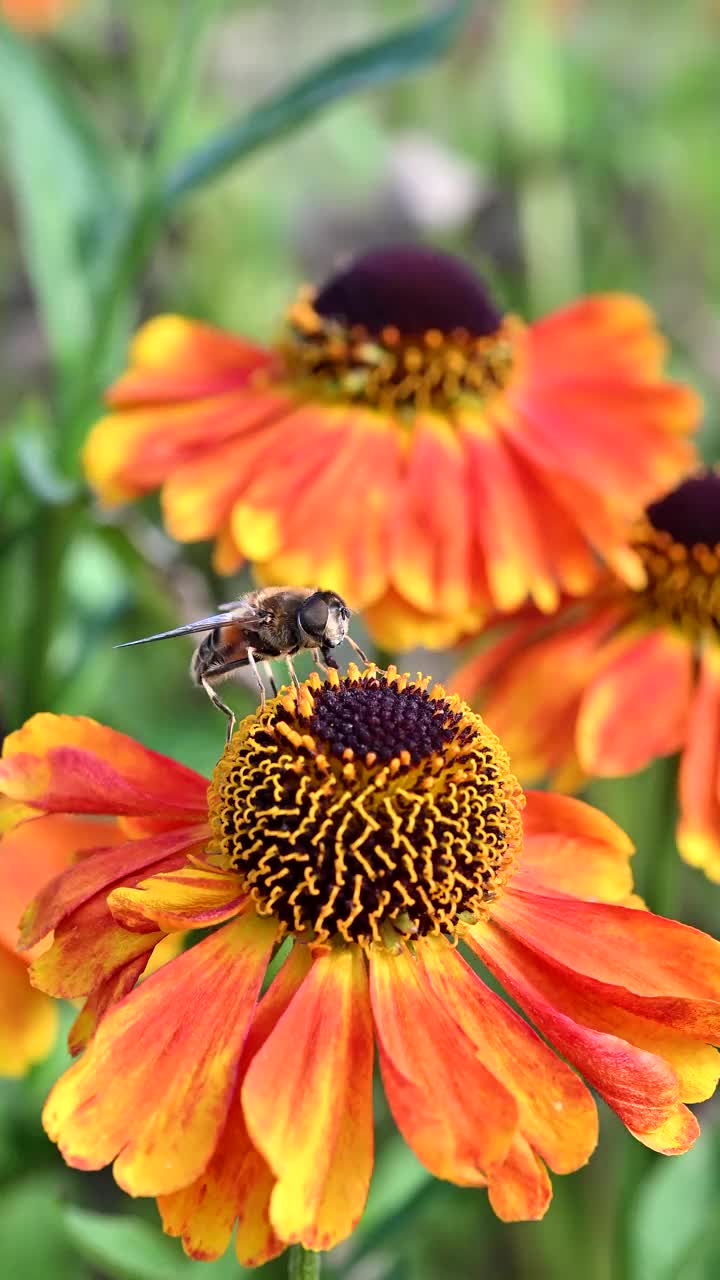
453,469 -> 720,880
83,245 -> 700,648
2,670 -> 720,1264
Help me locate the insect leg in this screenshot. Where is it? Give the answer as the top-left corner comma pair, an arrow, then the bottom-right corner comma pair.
262,660 -> 279,696
345,635 -> 371,665
200,676 -> 237,744
285,654 -> 301,689
246,647 -> 267,710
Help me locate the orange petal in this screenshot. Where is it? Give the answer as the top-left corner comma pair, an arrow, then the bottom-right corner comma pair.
516,790 -> 634,902
0,943 -> 58,1078
388,415 -> 471,618
417,937 -> 597,1173
0,814 -> 122,951
370,942 -> 517,1185
30,885 -> 164,1000
494,887 -> 720,1038
20,825 -> 207,949
110,316 -> 271,405
516,295 -> 699,502
159,945 -> 312,1267
488,1136 -> 552,1222
577,627 -> 693,775
109,865 -> 245,933
0,714 -> 209,820
253,404 -> 400,609
470,923 -> 692,1149
43,911 -> 277,1196
678,648 -> 720,881
460,426 -> 559,615
463,605 -> 621,786
67,953 -> 153,1057
243,946 -> 374,1252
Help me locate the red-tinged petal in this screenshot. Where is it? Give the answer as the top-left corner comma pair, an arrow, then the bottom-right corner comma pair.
451,609 -> 561,705
0,814 -> 123,951
243,946 -> 374,1252
370,943 -> 517,1185
577,627 -> 693,775
488,1136 -> 552,1222
20,825 -> 208,949
417,938 -> 597,1174
0,943 -> 58,1078
109,315 -> 271,403
470,924 -> 685,1139
30,841 -> 194,1006
0,714 -> 209,819
67,953 -> 151,1057
252,406 -> 400,608
109,865 -> 245,933
472,606 -> 621,785
388,415 -> 471,618
460,424 -> 559,615
516,790 -> 634,902
630,1106 -> 700,1155
494,887 -> 720,1037
44,912 -> 277,1196
159,945 -> 312,1267
529,295 -> 667,380
678,648 -> 720,881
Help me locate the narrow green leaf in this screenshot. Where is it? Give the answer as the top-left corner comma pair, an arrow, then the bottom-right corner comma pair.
628,1137 -> 718,1280
164,1 -> 472,206
0,25 -> 122,370
62,1206 -> 249,1280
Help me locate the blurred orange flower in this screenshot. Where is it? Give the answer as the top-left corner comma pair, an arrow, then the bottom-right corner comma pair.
3,671 -> 720,1263
453,469 -> 720,880
1,0 -> 74,32
84,245 -> 700,649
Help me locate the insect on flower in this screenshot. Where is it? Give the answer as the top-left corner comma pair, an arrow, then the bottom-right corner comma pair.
115,586 -> 371,739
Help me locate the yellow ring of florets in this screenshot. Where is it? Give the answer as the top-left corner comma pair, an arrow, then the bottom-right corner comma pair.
631,518 -> 720,641
276,286 -> 521,415
207,665 -> 524,952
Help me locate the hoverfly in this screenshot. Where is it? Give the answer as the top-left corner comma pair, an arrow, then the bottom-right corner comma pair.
115,586 -> 370,741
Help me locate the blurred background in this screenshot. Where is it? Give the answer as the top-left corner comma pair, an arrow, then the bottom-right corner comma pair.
2,1 -> 720,1277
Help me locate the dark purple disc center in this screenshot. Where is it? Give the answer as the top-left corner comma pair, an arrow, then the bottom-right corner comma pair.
313,244 -> 503,338
647,470 -> 720,547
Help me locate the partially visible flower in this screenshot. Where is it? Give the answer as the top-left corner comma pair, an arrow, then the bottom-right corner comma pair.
453,468 -> 720,880
1,0 -> 75,32
3,671 -> 720,1263
83,244 -> 699,648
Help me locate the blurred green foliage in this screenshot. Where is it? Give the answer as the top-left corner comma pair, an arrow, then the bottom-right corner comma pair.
2,1 -> 720,1277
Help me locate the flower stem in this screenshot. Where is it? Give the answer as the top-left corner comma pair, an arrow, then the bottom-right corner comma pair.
288,1244 -> 321,1280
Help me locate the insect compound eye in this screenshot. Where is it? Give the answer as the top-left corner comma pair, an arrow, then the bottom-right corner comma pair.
298,593 -> 330,639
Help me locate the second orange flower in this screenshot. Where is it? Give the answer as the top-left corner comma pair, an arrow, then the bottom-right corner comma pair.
84,245 -> 699,648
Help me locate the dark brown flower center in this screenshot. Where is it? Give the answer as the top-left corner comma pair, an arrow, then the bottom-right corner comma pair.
277,244 -> 519,414
207,666 -> 523,951
632,471 -> 720,639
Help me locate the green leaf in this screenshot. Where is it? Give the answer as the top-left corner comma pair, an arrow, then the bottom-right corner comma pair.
0,1174 -> 91,1280
628,1137 -> 718,1280
62,1206 -> 249,1280
0,25 -> 122,371
164,1 -> 472,206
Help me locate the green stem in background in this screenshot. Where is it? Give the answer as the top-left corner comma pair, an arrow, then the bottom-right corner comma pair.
500,0 -> 582,313
288,1245 -> 321,1280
